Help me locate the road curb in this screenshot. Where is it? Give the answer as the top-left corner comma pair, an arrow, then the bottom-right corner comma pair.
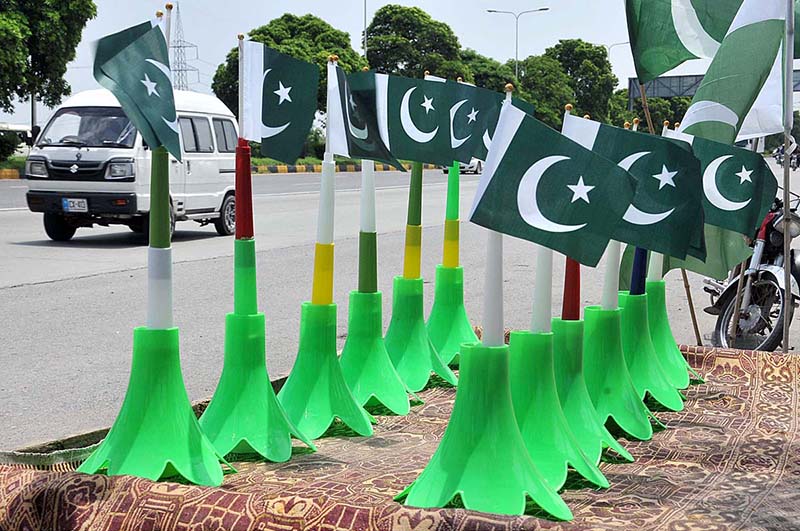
0,169 -> 20,179
252,163 -> 437,174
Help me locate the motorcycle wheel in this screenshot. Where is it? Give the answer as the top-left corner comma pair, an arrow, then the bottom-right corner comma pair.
713,277 -> 791,352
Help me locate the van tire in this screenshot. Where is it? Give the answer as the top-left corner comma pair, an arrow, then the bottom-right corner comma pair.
44,213 -> 77,242
214,194 -> 235,236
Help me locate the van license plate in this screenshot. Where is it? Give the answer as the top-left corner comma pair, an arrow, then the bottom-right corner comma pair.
62,198 -> 88,213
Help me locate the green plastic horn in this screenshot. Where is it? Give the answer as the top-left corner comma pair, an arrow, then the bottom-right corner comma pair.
583,306 -> 654,441
509,331 -> 610,490
78,327 -> 226,486
427,265 -> 478,365
619,292 -> 685,412
398,342 -> 573,519
551,318 -> 634,463
646,280 -> 695,387
340,291 -> 413,415
278,303 -> 374,439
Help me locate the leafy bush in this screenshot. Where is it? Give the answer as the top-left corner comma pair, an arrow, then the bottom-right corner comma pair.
0,132 -> 20,162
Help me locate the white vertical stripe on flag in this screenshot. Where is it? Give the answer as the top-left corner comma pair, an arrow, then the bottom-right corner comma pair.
326,63 -> 349,157
561,113 -> 601,150
375,74 -> 390,151
242,41 -> 264,142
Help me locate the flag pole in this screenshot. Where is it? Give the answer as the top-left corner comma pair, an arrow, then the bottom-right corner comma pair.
782,0 -> 795,351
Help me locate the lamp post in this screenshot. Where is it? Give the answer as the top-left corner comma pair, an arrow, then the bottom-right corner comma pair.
487,7 -> 550,80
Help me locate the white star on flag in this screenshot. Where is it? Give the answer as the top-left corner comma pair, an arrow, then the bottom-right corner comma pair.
421,95 -> 435,114
652,165 -> 677,190
274,81 -> 293,105
736,166 -> 753,184
467,107 -> 479,123
567,176 -> 594,204
140,73 -> 159,97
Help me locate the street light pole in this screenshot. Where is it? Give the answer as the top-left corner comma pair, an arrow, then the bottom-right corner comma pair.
487,7 -> 550,80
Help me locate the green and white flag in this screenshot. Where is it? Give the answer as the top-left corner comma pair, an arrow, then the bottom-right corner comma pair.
241,41 -> 318,164
446,80 -> 503,164
469,102 -> 636,267
93,20 -> 181,160
563,113 -> 704,260
679,0 -> 785,144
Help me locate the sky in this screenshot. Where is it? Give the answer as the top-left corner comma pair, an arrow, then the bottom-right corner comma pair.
1,0 -> 716,127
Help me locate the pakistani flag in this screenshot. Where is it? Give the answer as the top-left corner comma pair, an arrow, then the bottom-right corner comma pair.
241,41 -> 318,163
626,0 -> 743,83
563,113 -> 705,261
469,102 -> 636,267
93,20 -> 181,160
328,67 -> 402,169
679,0 -> 785,144
446,81 -> 503,164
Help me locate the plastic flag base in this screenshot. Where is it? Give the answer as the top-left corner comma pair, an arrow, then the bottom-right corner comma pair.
278,302 -> 373,439
583,306 -> 654,441
340,291 -> 412,415
427,266 -> 478,365
398,342 -> 573,519
199,312 -> 316,460
385,276 -> 457,392
78,327 -> 226,486
646,280 -> 692,389
551,318 -> 635,464
509,331 -> 609,490
619,292 -> 685,412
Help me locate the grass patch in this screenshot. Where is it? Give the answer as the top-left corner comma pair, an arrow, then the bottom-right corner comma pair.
251,156 -> 360,166
0,156 -> 25,172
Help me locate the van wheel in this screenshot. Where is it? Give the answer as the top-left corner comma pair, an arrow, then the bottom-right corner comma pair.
44,213 -> 77,241
214,194 -> 235,236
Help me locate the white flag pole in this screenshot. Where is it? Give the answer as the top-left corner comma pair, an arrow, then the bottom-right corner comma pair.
164,3 -> 173,49
782,0 -> 795,351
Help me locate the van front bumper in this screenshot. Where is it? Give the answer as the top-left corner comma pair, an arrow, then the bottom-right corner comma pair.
27,191 -> 138,216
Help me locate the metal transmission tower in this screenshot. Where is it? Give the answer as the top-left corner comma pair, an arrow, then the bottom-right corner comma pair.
169,2 -> 199,91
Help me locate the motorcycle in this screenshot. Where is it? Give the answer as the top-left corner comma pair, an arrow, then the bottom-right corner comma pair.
704,197 -> 800,351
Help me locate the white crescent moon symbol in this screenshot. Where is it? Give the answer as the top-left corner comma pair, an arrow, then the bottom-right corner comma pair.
483,129 -> 492,151
671,0 -> 720,59
261,68 -> 291,139
449,99 -> 471,149
704,155 -> 751,212
400,87 -> 438,144
144,59 -> 180,134
346,97 -> 368,140
517,155 -> 587,233
616,151 -> 676,226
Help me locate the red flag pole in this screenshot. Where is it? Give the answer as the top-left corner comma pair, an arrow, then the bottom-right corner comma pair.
562,257 -> 581,321
235,138 -> 254,239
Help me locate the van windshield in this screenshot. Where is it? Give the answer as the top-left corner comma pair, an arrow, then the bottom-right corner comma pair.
37,107 -> 137,148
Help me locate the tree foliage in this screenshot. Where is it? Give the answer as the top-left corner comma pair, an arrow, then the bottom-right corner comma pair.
516,55 -> 574,129
212,14 -> 366,116
544,39 -> 617,123
0,0 -> 96,112
0,132 -> 20,162
608,89 -> 692,133
366,5 -> 465,79
460,49 -> 518,94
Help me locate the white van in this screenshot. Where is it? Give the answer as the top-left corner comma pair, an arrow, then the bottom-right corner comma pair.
24,89 -> 237,241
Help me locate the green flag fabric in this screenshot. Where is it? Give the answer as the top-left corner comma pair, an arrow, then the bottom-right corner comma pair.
93,20 -> 181,160
241,41 -> 318,164
563,113 -> 705,261
679,0 -> 785,144
469,102 -> 636,267
446,80 -> 504,164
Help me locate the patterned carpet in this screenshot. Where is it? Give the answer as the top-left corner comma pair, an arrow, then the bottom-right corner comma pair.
0,346 -> 797,530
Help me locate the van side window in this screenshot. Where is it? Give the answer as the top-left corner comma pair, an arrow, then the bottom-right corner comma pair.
213,118 -> 237,153
179,117 -> 196,152
192,117 -> 214,153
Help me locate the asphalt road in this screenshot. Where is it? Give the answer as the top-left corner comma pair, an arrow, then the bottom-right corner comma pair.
0,165 -> 797,450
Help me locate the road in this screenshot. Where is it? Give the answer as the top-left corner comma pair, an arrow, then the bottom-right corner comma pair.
0,166 -> 797,450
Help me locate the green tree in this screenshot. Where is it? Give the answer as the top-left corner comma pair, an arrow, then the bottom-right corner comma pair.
515,55 -> 574,129
0,132 -> 19,162
544,39 -> 617,122
366,5 -> 466,79
608,90 -> 693,133
0,0 -> 96,113
212,14 -> 366,116
460,49 -> 518,93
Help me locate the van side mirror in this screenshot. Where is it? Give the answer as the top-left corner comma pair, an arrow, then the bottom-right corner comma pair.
25,125 -> 41,146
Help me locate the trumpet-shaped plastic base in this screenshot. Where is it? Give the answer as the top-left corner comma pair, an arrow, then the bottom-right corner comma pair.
509,331 -> 610,490
551,319 -> 634,464
399,342 -> 573,519
78,327 -> 225,486
340,291 -> 412,415
199,313 -> 316,460
427,266 -> 478,365
385,277 -> 457,392
646,281 -> 691,389
619,292 -> 685,412
583,307 -> 654,441
278,303 -> 373,439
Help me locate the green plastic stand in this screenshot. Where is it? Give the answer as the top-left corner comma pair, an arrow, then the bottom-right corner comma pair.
340,291 -> 412,415
385,276 -> 457,392
427,266 -> 478,365
78,327 -> 226,486
551,319 -> 634,464
619,292 -> 685,412
583,306 -> 654,441
278,302 -> 373,439
398,342 -> 573,519
509,331 -> 609,490
646,280 -> 693,388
